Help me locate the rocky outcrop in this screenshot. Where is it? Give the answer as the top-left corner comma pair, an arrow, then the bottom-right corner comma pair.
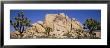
43,13 -> 83,38
10,13 -> 99,39
10,31 -> 21,39
22,23 -> 47,39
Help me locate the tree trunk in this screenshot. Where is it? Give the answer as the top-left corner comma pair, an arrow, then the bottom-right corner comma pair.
90,30 -> 93,34
19,32 -> 23,39
89,27 -> 94,34
48,32 -> 49,36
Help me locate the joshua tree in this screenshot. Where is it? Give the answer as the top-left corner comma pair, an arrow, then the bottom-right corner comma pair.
10,11 -> 31,38
83,18 -> 101,34
45,27 -> 52,36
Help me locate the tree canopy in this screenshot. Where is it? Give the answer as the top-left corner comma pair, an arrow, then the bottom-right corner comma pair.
83,18 -> 101,33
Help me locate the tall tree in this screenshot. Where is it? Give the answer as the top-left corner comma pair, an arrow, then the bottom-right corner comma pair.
83,18 -> 101,33
10,11 -> 31,38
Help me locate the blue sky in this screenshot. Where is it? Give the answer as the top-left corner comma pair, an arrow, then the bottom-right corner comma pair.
10,10 -> 101,32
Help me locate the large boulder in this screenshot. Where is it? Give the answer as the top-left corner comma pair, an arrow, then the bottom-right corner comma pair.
32,23 -> 45,33
44,13 -> 83,38
22,23 -> 46,38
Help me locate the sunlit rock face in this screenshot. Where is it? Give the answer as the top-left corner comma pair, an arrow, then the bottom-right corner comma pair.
22,23 -> 46,39
71,18 -> 83,30
44,13 -> 83,38
31,23 -> 45,33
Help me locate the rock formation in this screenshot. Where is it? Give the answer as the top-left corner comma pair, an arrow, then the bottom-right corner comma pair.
10,13 -> 99,39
